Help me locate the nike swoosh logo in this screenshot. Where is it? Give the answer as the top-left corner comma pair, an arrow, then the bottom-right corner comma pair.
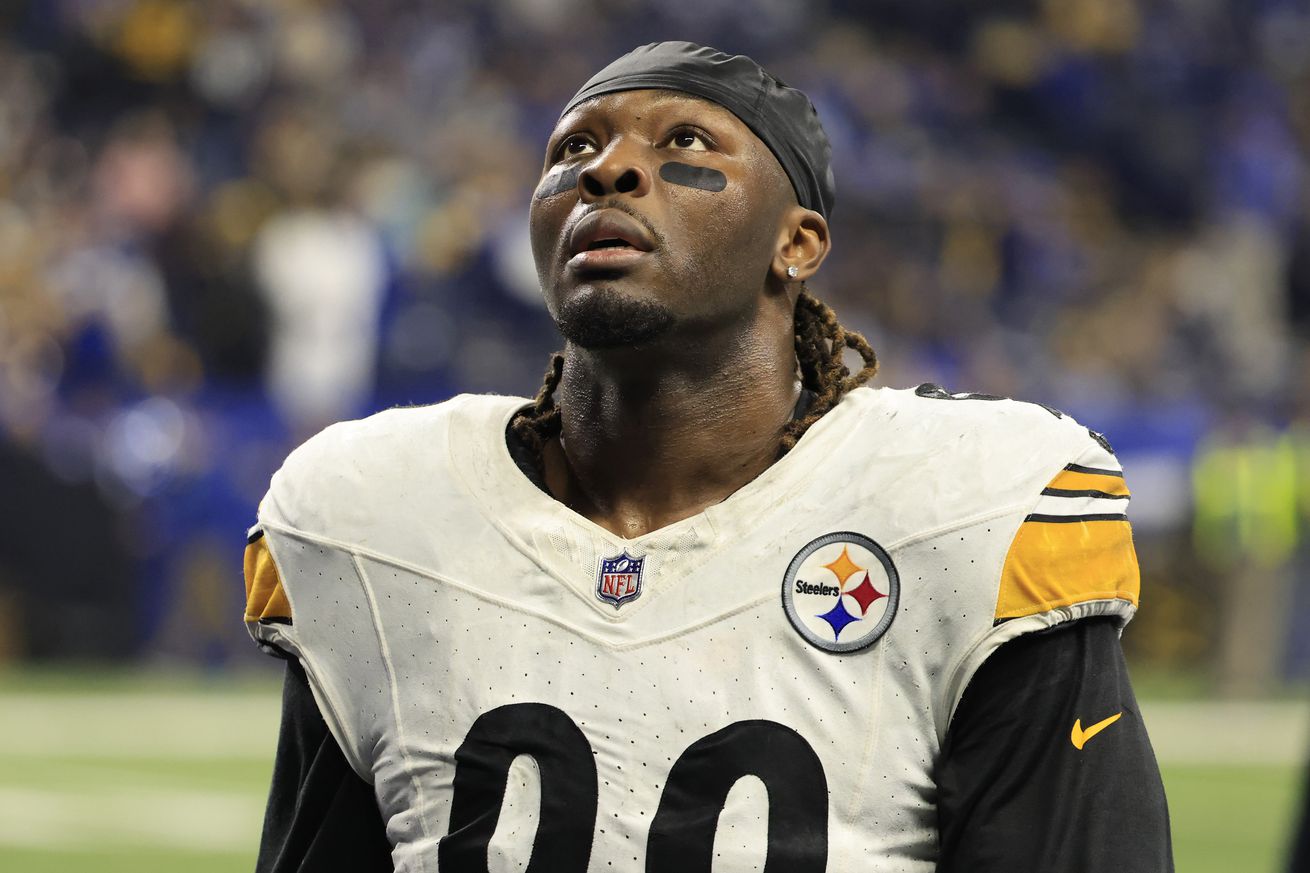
1070,712 -> 1123,750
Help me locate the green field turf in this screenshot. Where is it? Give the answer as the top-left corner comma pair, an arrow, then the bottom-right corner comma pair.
0,670 -> 1304,872
1165,764 -> 1301,873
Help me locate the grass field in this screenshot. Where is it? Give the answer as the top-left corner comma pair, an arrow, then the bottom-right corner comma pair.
0,669 -> 1305,872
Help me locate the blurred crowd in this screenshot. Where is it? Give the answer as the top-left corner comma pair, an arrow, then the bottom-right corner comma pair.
1,0 -> 1309,683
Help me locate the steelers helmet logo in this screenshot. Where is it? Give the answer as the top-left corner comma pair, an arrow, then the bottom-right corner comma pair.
782,532 -> 899,653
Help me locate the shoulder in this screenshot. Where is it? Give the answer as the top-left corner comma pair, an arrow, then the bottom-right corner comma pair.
845,384 -> 1121,513
874,383 -> 1109,453
284,393 -> 527,466
872,386 -> 1143,718
260,393 -> 529,533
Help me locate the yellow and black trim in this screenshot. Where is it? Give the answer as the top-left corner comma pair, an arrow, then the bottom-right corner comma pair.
995,464 -> 1140,621
244,528 -> 292,625
1039,487 -> 1130,501
1026,512 -> 1129,523
1044,464 -> 1130,497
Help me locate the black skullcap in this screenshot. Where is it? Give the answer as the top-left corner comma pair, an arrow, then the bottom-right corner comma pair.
564,41 -> 836,219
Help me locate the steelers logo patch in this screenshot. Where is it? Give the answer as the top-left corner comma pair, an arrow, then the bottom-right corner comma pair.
782,532 -> 899,654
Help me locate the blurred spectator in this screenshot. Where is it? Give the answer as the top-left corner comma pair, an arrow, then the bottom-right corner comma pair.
249,101 -> 386,429
1192,417 -> 1300,694
0,0 -> 1306,677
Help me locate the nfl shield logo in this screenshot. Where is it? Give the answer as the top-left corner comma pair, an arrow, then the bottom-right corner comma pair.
596,551 -> 645,609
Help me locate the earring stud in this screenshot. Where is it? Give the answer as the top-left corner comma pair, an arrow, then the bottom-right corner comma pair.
786,265 -> 799,279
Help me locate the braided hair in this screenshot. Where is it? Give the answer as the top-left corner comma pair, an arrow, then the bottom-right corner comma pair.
510,287 -> 878,468
780,288 -> 879,451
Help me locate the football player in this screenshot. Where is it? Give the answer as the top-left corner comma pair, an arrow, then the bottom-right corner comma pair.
245,42 -> 1172,872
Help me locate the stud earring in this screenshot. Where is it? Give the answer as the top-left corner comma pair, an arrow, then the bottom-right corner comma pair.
786,265 -> 799,279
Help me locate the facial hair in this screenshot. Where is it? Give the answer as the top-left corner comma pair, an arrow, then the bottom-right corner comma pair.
553,286 -> 675,349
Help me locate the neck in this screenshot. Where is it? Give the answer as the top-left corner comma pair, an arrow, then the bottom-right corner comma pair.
543,307 -> 799,538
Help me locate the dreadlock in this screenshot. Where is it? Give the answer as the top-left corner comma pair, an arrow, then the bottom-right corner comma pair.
781,287 -> 879,451
509,287 -> 878,472
511,351 -> 565,467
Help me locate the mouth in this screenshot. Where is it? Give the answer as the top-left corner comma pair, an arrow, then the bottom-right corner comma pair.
566,208 -> 655,272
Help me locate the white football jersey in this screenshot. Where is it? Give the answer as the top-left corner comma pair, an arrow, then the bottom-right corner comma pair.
244,385 -> 1140,872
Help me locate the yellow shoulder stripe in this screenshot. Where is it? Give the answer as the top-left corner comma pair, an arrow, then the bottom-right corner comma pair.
244,536 -> 292,623
1046,468 -> 1130,497
996,517 -> 1140,620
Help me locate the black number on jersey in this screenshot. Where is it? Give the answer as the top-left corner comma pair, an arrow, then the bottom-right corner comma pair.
647,720 -> 828,872
439,705 -> 829,872
440,703 -> 597,872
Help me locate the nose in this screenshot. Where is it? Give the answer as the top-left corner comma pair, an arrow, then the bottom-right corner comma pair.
578,139 -> 651,201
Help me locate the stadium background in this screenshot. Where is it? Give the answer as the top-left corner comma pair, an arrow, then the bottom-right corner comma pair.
0,0 -> 1307,869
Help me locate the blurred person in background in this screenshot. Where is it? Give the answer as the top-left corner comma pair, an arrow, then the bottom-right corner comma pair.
242,41 -> 1170,872
0,0 -> 1306,867
2,0 -> 1307,680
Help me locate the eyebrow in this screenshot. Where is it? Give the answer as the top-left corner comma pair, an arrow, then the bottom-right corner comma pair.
546,96 -> 736,158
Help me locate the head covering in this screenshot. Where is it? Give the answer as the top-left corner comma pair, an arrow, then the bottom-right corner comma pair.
563,41 -> 836,219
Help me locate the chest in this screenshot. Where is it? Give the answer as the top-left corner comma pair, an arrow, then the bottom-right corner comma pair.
317,522 -> 1008,872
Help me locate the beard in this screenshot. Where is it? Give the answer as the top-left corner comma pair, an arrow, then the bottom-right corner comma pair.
553,286 -> 675,349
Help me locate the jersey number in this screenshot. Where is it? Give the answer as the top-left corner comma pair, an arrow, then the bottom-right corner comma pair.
437,702 -> 828,873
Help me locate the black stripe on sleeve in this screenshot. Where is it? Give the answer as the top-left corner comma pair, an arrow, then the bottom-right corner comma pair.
1040,488 -> 1131,500
1063,463 -> 1124,477
248,527 -> 265,544
1025,513 -> 1129,523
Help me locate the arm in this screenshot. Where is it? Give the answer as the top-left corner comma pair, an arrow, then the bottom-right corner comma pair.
257,657 -> 394,873
1288,752 -> 1310,873
936,616 -> 1173,872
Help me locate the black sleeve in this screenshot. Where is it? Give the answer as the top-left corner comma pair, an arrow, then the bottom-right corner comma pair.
1289,752 -> 1310,873
936,616 -> 1173,872
257,658 -> 394,873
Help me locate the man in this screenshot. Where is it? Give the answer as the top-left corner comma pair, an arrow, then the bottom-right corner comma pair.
244,42 -> 1172,871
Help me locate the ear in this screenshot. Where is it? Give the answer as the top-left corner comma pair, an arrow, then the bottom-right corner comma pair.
771,206 -> 830,284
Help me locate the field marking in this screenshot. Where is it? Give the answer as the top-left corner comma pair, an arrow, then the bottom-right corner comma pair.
0,692 -> 280,758
0,785 -> 263,851
1,691 -> 1307,764
0,691 -> 1304,857
1142,701 -> 1310,766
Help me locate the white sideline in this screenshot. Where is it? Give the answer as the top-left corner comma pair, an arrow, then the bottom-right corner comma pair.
0,691 -> 281,758
0,692 -> 1307,764
0,786 -> 262,852
1141,700 -> 1310,766
0,693 -> 1306,853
